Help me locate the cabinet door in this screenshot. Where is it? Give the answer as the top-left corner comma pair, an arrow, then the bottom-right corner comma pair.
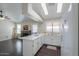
44,36 -> 52,45
33,39 -> 38,55
37,38 -> 41,50
23,40 -> 33,56
44,36 -> 48,44
40,37 -> 42,46
40,36 -> 44,44
51,37 -> 61,46
51,39 -> 58,45
41,36 -> 44,46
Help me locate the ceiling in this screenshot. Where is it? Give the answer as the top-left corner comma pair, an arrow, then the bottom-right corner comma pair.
32,3 -> 70,20
0,3 -> 70,23
32,3 -> 59,20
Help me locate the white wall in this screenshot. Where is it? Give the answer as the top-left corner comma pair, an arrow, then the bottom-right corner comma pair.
61,3 -> 78,56
0,20 -> 14,41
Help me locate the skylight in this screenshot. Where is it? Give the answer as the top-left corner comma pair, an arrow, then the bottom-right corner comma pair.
41,3 -> 48,15
68,4 -> 72,12
57,3 -> 63,13
28,4 -> 43,22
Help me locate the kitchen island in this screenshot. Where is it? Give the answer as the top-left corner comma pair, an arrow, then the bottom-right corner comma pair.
19,34 -> 44,56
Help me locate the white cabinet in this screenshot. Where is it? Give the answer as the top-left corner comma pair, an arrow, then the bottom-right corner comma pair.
33,39 -> 38,55
23,40 -> 33,56
22,34 -> 61,56
44,36 -> 51,44
41,36 -> 45,44
23,35 -> 43,56
51,38 -> 61,46
44,35 -> 61,46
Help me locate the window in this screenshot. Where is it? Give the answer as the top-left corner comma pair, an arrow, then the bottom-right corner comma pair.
46,22 -> 60,33
17,24 -> 21,34
53,22 -> 60,33
32,24 -> 38,33
53,25 -> 60,33
46,23 -> 52,32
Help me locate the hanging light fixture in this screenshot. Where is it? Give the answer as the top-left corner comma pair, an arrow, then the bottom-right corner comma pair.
0,10 -> 11,22
0,10 -> 5,20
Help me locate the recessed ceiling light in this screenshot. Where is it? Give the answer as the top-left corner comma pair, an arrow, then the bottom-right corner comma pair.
68,4 -> 72,12
57,3 -> 63,13
41,3 -> 48,15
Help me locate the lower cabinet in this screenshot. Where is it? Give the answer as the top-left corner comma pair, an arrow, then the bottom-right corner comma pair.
23,40 -> 33,56
23,35 -> 61,56
23,37 -> 43,56
44,35 -> 61,46
33,37 -> 43,55
51,38 -> 61,46
33,39 -> 38,55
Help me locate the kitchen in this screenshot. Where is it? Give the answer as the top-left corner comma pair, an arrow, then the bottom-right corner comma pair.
0,3 -> 78,56
17,18 -> 62,56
